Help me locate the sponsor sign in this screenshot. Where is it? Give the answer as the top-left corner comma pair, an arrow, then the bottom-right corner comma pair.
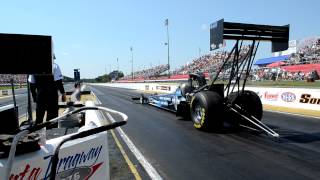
247,87 -> 320,111
299,94 -> 320,105
43,145 -> 103,179
9,145 -> 104,180
264,92 -> 279,101
156,86 -> 171,91
9,164 -> 41,180
2,90 -> 8,96
145,85 -> 149,91
281,92 -> 296,102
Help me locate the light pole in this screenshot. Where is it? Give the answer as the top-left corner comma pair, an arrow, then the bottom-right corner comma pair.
116,58 -> 119,79
165,18 -> 170,78
130,47 -> 133,80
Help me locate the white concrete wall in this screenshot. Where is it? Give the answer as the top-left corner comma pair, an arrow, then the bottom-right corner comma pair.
0,89 -> 12,96
93,83 -> 320,111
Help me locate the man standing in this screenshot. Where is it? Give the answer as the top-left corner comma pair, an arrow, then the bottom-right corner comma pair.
29,59 -> 66,127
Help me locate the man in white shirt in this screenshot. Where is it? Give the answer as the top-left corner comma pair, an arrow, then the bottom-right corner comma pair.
29,59 -> 66,127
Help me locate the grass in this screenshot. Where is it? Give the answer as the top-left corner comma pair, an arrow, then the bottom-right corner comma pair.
0,85 -> 26,90
157,80 -> 320,88
245,80 -> 320,88
208,80 -> 320,88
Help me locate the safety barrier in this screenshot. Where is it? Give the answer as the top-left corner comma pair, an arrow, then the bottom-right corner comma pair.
95,82 -> 178,94
246,87 -> 320,111
95,83 -> 320,111
0,89 -> 12,96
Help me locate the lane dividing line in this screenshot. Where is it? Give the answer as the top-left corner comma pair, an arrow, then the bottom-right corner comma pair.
92,89 -> 163,180
0,94 -> 24,99
81,85 -> 86,91
265,109 -> 320,120
19,113 -> 26,119
110,129 -> 142,180
105,112 -> 163,180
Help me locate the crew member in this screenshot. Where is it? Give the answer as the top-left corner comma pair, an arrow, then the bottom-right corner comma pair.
29,58 -> 66,127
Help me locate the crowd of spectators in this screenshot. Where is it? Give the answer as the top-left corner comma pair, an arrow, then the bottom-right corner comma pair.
287,37 -> 320,65
172,45 -> 251,75
0,74 -> 27,85
121,64 -> 169,80
120,45 -> 251,81
252,68 -> 319,81
119,36 -> 320,81
172,51 -> 226,75
251,37 -> 320,81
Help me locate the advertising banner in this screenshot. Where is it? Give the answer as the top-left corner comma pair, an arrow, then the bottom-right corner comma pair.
98,83 -> 319,111
246,87 -> 320,111
0,132 -> 109,180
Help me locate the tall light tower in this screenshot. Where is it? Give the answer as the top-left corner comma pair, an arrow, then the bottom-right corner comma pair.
116,57 -> 119,79
130,46 -> 134,80
165,18 -> 170,78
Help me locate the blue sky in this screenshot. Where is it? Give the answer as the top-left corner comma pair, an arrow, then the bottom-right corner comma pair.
0,0 -> 319,78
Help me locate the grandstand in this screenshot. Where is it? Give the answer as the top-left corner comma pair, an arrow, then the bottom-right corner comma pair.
0,74 -> 27,86
118,36 -> 320,82
121,64 -> 169,80
172,45 -> 251,76
253,36 -> 320,81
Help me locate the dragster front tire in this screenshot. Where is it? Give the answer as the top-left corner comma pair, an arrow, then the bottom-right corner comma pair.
190,91 -> 224,131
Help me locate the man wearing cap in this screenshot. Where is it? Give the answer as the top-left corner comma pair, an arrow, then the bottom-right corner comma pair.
29,56 -> 66,127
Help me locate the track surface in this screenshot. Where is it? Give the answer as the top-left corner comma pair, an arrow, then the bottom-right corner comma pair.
0,88 -> 28,117
0,84 -> 74,118
90,85 -> 320,180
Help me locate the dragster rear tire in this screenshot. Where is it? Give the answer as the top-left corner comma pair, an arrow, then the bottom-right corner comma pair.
227,90 -> 263,121
190,91 -> 224,131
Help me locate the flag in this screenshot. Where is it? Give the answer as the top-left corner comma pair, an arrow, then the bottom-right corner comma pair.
164,19 -> 168,26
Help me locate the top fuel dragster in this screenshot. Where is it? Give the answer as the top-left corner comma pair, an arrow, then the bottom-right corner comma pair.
133,19 -> 290,138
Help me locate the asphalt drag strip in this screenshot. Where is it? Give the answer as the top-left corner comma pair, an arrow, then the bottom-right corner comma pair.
89,85 -> 320,180
107,128 -> 139,180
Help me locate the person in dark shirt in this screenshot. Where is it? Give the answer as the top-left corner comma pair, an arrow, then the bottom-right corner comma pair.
28,62 -> 66,127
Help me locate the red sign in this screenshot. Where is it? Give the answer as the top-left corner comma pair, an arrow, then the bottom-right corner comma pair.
10,164 -> 41,180
264,92 -> 279,101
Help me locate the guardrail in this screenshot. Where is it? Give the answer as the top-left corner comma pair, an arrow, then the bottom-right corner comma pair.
0,89 -> 12,96
94,82 -> 320,111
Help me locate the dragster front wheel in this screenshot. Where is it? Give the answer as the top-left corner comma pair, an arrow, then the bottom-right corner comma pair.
190,91 -> 224,131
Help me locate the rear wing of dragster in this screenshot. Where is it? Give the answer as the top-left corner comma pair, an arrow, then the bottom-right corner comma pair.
210,19 -> 289,52
206,19 -> 290,137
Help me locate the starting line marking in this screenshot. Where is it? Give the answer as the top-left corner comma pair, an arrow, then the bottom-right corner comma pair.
110,129 -> 142,180
93,90 -> 163,180
105,112 -> 163,180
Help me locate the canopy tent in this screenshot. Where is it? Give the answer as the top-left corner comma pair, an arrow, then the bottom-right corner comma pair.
281,64 -> 320,74
267,61 -> 286,68
254,55 -> 289,66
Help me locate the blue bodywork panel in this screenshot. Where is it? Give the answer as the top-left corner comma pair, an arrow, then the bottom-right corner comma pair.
148,88 -> 186,112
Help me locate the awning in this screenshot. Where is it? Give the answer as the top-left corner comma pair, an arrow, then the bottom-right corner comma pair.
267,61 -> 285,68
254,55 -> 289,65
281,64 -> 320,73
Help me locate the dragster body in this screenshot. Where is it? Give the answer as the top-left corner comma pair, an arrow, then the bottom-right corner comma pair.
144,88 -> 186,113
